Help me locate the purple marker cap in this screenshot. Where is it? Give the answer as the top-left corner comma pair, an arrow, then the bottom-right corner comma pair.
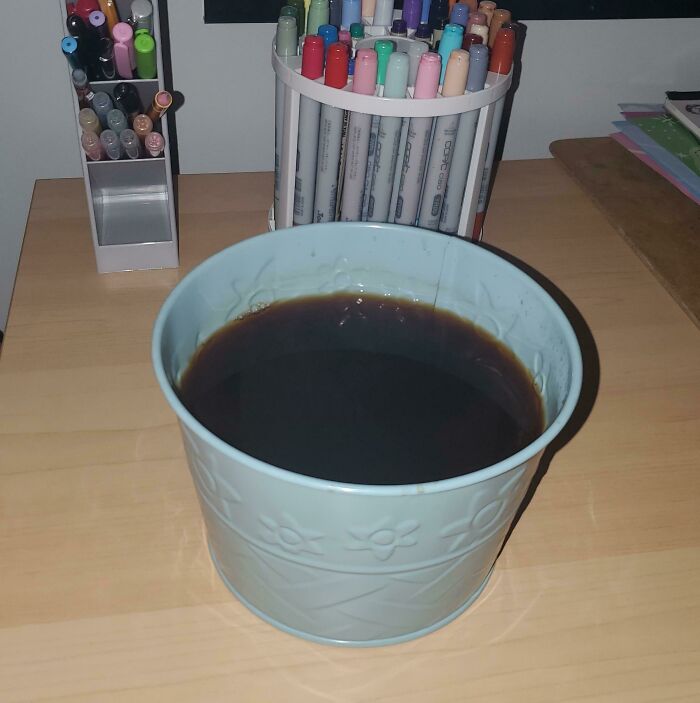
450,3 -> 468,27
89,10 -> 105,28
352,48 -> 378,95
413,51 -> 440,98
391,19 -> 407,36
402,0 -> 421,30
466,44 -> 489,92
415,22 -> 431,39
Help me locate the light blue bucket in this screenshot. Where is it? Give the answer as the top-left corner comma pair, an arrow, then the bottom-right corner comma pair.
152,223 -> 582,646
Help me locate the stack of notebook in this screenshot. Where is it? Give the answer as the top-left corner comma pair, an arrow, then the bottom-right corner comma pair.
611,92 -> 700,205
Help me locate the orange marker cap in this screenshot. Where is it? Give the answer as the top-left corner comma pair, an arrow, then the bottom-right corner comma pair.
488,27 -> 515,74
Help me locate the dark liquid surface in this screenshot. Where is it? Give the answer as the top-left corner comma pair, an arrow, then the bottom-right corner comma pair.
178,293 -> 544,485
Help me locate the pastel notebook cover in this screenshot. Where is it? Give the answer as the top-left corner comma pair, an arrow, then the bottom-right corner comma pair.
626,114 -> 700,176
664,96 -> 700,140
612,120 -> 700,202
618,102 -> 665,119
610,131 -> 700,206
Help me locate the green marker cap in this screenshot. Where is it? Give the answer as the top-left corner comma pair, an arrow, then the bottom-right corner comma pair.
286,0 -> 305,36
276,16 -> 298,57
350,22 -> 364,39
306,0 -> 330,37
374,39 -> 394,86
280,5 -> 299,21
279,5 -> 299,41
383,51 -> 409,99
134,32 -> 156,79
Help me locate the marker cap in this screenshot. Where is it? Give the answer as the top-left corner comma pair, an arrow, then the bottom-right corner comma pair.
462,32 -> 484,50
339,29 -> 351,46
112,21 -> 133,43
428,0 -> 448,31
413,51 -> 440,98
276,16 -> 298,57
406,39 -> 428,87
469,24 -> 489,44
350,22 -> 365,39
374,39 -> 394,86
488,27 -> 515,74
441,48 -> 469,97
391,19 -> 407,36
450,3 -> 468,26
383,51 -> 409,99
324,42 -> 349,88
301,35 -> 324,79
341,0 -> 361,29
72,68 -> 89,88
466,43 -> 489,91
402,0 -> 421,30
478,1 -> 497,10
489,8 -> 512,46
134,31 -> 156,78
468,11 -> 487,26
279,5 -> 300,25
414,22 -> 432,40
287,0 -> 306,34
144,131 -> 165,157
61,36 -> 79,54
318,23 -> 339,52
88,10 -> 106,29
372,0 -> 394,26
352,48 -> 378,95
107,108 -> 127,133
306,0 -> 330,36
443,22 -> 465,38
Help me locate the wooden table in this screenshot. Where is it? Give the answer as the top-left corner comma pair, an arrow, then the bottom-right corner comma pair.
2,162 -> 699,702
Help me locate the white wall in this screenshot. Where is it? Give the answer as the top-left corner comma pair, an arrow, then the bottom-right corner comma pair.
0,1 -> 81,333
2,7 -> 699,332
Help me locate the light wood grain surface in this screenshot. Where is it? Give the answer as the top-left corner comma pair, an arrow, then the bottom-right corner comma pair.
1,162 -> 699,702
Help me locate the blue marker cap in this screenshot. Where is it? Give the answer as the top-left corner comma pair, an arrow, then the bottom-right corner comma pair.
341,0 -> 361,29
318,23 -> 339,53
348,56 -> 355,75
437,23 -> 464,83
467,44 -> 489,92
450,3 -> 469,27
61,36 -> 78,55
420,0 -> 431,24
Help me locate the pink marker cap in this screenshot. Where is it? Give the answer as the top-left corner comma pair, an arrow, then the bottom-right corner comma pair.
112,21 -> 133,43
352,48 -> 378,95
413,52 -> 441,98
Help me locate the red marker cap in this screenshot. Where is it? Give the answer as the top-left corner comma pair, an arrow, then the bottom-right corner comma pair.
488,27 -> 515,74
301,35 -> 325,79
324,42 -> 349,88
462,32 -> 484,51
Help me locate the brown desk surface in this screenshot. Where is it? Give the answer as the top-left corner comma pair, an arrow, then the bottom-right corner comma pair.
551,136 -> 700,328
1,162 -> 699,701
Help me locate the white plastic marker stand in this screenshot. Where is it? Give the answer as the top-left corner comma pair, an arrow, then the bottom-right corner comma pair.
271,31 -> 511,235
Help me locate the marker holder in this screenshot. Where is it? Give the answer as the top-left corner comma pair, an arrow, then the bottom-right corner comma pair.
271,36 -> 512,239
60,0 -> 178,274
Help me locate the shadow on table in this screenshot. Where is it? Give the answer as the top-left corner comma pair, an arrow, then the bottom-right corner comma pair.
478,242 -> 601,558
